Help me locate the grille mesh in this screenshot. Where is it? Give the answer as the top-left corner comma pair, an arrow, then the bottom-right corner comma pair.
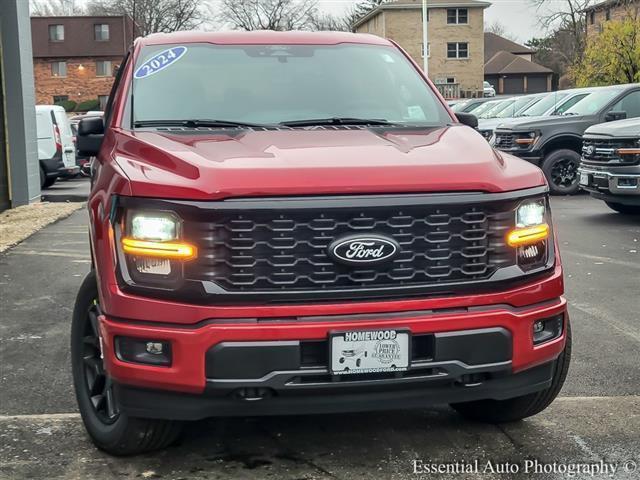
494,133 -> 515,149
582,137 -> 639,165
184,201 -> 516,292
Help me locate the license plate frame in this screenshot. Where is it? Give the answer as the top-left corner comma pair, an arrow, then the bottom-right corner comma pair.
329,328 -> 411,375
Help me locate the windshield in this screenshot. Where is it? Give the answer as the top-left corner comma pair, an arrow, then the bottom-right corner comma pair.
479,100 -> 514,119
471,100 -> 500,117
495,96 -> 538,118
130,43 -> 450,127
562,89 -> 623,116
520,91 -> 571,117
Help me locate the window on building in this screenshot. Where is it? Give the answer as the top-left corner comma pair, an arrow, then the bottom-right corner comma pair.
447,8 -> 468,24
94,24 -> 110,41
96,60 -> 112,77
421,43 -> 430,58
53,95 -> 69,104
589,11 -> 595,24
48,24 -> 64,41
51,61 -> 67,77
605,8 -> 611,20
446,77 -> 456,84
447,42 -> 469,59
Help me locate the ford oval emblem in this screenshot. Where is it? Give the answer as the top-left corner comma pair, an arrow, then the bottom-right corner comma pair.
328,235 -> 400,265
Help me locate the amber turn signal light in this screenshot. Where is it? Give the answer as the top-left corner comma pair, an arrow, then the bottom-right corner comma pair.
507,223 -> 550,247
616,148 -> 640,156
121,237 -> 197,260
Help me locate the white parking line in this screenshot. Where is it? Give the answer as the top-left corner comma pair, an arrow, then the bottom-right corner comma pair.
0,413 -> 80,421
7,250 -> 91,259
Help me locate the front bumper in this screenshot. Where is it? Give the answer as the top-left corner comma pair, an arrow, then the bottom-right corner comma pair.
59,165 -> 81,177
99,294 -> 568,420
494,147 -> 543,165
579,166 -> 640,204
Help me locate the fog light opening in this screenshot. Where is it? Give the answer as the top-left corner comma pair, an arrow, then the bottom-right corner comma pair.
533,315 -> 564,345
115,337 -> 172,366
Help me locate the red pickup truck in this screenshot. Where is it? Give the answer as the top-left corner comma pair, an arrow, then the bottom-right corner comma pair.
72,31 -> 570,455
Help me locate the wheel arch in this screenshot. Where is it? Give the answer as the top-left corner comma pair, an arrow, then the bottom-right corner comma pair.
540,134 -> 583,158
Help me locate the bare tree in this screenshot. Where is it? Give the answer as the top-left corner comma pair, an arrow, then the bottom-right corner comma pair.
531,0 -> 594,61
216,0 -> 319,31
30,0 -> 84,15
86,0 -> 204,36
484,20 -> 517,40
308,12 -> 352,32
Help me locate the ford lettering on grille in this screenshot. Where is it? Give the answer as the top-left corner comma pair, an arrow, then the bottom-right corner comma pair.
329,235 -> 399,265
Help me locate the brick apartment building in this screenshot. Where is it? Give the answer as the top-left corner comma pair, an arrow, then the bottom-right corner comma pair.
31,15 -> 133,108
584,0 -> 640,36
353,0 -> 490,98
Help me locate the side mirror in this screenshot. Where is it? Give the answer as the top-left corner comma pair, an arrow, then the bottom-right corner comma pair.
456,112 -> 478,129
605,111 -> 626,122
77,116 -> 104,156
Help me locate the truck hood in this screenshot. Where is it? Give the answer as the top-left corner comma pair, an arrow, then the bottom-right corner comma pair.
497,115 -> 589,131
111,125 -> 546,200
584,117 -> 640,137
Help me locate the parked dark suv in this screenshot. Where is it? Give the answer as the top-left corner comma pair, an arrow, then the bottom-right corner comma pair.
494,84 -> 640,194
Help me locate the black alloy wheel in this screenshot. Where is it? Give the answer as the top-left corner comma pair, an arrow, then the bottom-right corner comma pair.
81,301 -> 119,424
542,149 -> 581,195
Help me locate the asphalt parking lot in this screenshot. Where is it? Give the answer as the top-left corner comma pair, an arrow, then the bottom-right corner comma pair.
0,195 -> 638,480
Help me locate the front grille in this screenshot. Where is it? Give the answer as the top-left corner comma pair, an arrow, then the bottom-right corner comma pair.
582,137 -> 639,165
183,196 -> 517,296
494,132 -> 515,149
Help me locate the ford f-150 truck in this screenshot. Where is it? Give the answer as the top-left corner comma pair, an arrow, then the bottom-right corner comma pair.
579,117 -> 640,214
73,31 -> 570,456
493,84 -> 640,195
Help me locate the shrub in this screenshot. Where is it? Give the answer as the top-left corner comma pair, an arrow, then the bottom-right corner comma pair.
55,99 -> 77,112
76,99 -> 101,112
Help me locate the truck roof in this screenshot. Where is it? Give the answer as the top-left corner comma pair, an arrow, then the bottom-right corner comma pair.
138,30 -> 392,48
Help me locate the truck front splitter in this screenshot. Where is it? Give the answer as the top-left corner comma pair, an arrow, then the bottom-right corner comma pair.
115,361 -> 555,421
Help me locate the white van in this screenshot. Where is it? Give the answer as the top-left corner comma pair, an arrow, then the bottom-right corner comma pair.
35,105 -> 79,188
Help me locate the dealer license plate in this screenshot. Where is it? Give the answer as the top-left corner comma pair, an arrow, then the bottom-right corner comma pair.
330,329 -> 409,375
580,173 -> 589,186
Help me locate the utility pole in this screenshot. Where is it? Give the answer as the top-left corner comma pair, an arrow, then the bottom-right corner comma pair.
422,0 -> 429,76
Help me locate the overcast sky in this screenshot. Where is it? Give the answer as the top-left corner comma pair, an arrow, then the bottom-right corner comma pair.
318,0 -> 558,44
67,0 -> 563,44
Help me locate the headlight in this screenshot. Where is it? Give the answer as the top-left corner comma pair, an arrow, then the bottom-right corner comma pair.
514,131 -> 539,148
131,214 -> 177,242
117,210 -> 197,288
507,199 -> 551,271
516,200 -> 545,228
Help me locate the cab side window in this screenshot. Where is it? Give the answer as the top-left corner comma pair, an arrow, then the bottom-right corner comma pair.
609,91 -> 640,119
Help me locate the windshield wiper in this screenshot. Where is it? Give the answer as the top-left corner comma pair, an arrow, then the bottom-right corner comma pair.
279,117 -> 396,127
133,119 -> 270,129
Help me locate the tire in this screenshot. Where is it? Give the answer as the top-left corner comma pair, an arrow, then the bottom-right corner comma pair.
450,320 -> 571,423
541,149 -> 581,195
42,175 -> 57,189
605,202 -> 640,215
71,271 -> 182,456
